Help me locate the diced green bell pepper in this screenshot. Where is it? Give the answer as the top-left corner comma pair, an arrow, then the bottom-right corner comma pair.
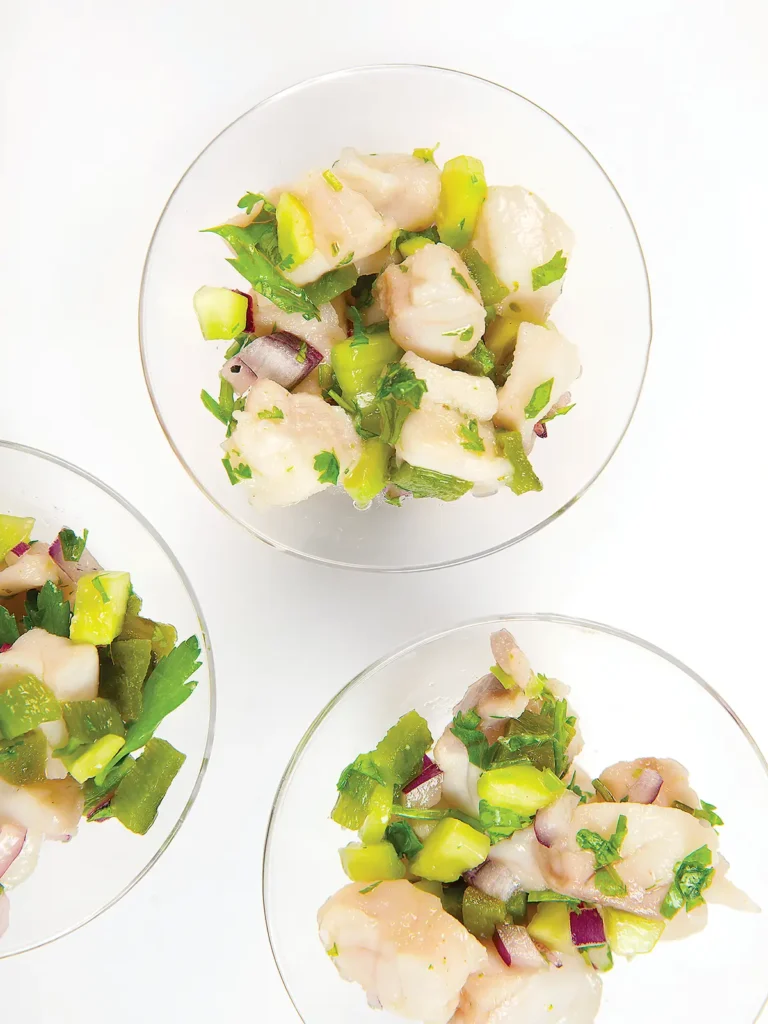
441,881 -> 466,921
0,675 -> 60,739
0,515 -> 34,562
111,738 -> 186,835
70,571 -> 131,645
390,462 -> 473,502
506,890 -> 529,924
62,698 -> 125,744
436,156 -> 487,249
372,710 -> 432,788
0,729 -> 47,784
461,247 -> 509,306
413,879 -> 443,899
477,764 -> 564,816
99,639 -> 152,722
462,885 -> 507,938
339,841 -> 406,882
497,431 -> 543,496
343,439 -> 391,506
409,817 -> 490,883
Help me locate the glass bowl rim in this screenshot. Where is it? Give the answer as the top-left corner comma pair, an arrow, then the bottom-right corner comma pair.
262,611 -> 768,1023
0,439 -> 217,960
138,63 -> 654,574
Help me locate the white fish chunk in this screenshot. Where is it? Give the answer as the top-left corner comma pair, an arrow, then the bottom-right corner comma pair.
472,185 -> 574,322
0,829 -> 43,888
318,880 -> 487,1024
376,244 -> 486,364
334,148 -> 441,231
490,630 -> 536,694
494,323 -> 581,446
598,757 -> 701,809
400,352 -> 498,421
433,727 -> 481,817
487,825 -> 550,894
0,629 -> 98,702
0,777 -> 83,838
226,379 -> 361,507
454,673 -> 528,725
282,170 -> 395,286
452,945 -> 601,1024
0,543 -> 59,597
250,293 -> 347,359
397,403 -> 509,488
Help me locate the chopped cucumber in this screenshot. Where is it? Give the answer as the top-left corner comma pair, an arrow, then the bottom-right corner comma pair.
343,440 -> 391,506
373,710 -> 432,788
358,780 -> 394,844
66,733 -> 126,784
70,571 -> 131,645
193,286 -> 248,341
62,698 -> 125,743
477,764 -> 564,816
276,192 -> 314,269
0,729 -> 47,785
409,818 -> 490,883
462,885 -> 507,938
0,675 -> 60,739
331,329 -> 399,403
603,908 -> 665,956
413,879 -> 443,899
0,515 -> 34,562
99,639 -> 151,722
497,431 -> 543,496
339,841 -> 406,882
111,738 -> 186,835
527,901 -> 573,952
436,156 -> 487,250
507,890 -> 529,924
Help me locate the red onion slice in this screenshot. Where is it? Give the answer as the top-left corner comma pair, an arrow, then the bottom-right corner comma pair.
570,906 -> 606,948
534,791 -> 580,848
49,538 -> 102,584
533,940 -> 563,968
627,768 -> 663,804
240,332 -> 323,390
493,923 -> 543,969
10,542 -> 30,558
220,356 -> 258,395
0,644 -> 11,654
0,823 -> 26,879
534,421 -> 547,439
402,756 -> 442,794
471,860 -> 520,903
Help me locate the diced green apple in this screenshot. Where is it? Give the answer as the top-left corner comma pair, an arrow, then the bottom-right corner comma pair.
527,902 -> 572,952
193,286 -> 248,341
331,330 -> 400,403
339,841 -> 406,882
0,515 -> 34,561
603,908 -> 665,955
70,571 -> 131,645
477,764 -> 564,816
409,818 -> 490,883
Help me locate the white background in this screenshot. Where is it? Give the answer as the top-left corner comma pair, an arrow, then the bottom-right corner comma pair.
2,1 -> 767,1020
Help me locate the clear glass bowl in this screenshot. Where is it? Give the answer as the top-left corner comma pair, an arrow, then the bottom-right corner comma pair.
140,64 -> 652,572
264,615 -> 768,1023
0,441 -> 215,958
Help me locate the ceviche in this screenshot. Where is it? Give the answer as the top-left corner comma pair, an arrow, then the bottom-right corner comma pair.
194,146 -> 579,508
317,631 -> 753,1023
0,514 -> 200,942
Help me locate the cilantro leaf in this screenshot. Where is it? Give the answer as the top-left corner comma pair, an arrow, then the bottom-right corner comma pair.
442,325 -> 475,342
295,342 -> 308,364
204,223 -> 319,320
58,528 -> 88,562
577,814 -> 628,877
337,753 -> 386,791
385,820 -> 423,859
478,799 -> 533,844
660,846 -> 714,919
458,419 -> 485,453
322,169 -> 343,191
22,582 -> 71,637
391,462 -> 473,502
237,192 -> 274,216
359,881 -> 381,894
337,251 -> 355,267
594,864 -> 628,897
0,606 -> 19,646
257,406 -> 284,420
552,698 -> 574,777
350,273 -> 377,310
524,378 -> 554,420
541,403 -> 575,423
222,457 -> 239,485
451,267 -> 471,292
376,364 -> 427,409
314,450 -> 340,485
672,800 -> 724,828
412,143 -> 439,164
201,389 -> 230,426
457,340 -> 495,377
305,265 -> 359,306
92,575 -> 111,604
348,306 -> 369,347
102,636 -> 201,775
531,250 -> 567,291
567,772 -> 593,805
592,778 -> 616,802
450,709 -> 489,768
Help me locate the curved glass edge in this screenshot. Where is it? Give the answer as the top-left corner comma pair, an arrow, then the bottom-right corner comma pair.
261,611 -> 768,1024
0,439 -> 217,960
138,63 -> 654,574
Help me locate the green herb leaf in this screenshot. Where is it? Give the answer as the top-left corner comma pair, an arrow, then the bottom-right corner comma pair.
527,890 -> 579,905
305,264 -> 359,306
594,864 -> 628,897
660,846 -> 714,919
327,943 -> 339,958
450,709 -> 489,768
58,528 -> 89,562
322,169 -> 343,191
337,251 -> 355,267
0,607 -> 19,646
457,340 -> 495,378
376,364 -> 427,409
22,581 -> 71,637
337,753 -> 386,792
672,800 -> 724,828
201,389 -> 229,426
257,406 -> 284,420
359,881 -> 382,894
451,267 -> 471,292
478,799 -> 533,844
458,419 -> 485,453
102,636 -> 201,775
524,378 -> 554,420
222,457 -> 239,485
314,450 -> 340,485
92,576 -> 111,604
237,192 -> 274,216
541,403 -> 575,423
577,814 -> 628,872
295,342 -> 308,364
442,325 -> 475,342
350,273 -> 377,310
224,333 -> 249,359
391,462 -> 473,502
348,306 -> 369,347
592,779 -> 616,802
460,247 -> 509,306
531,250 -> 567,291
497,431 -> 543,495
385,820 -> 423,859
552,698 -> 574,778
567,772 -> 593,805
413,144 -> 439,164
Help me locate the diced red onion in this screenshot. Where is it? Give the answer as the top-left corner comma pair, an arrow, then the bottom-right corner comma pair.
220,356 -> 258,395
232,289 -> 255,333
533,940 -> 563,968
0,892 -> 8,940
534,421 -> 547,439
239,332 -> 323,390
471,860 -> 520,903
0,823 -> 26,879
49,537 -> 102,584
0,644 -> 11,654
627,768 -> 663,804
463,861 -> 486,887
534,791 -> 580,848
585,944 -> 613,972
10,542 -> 30,558
493,923 -> 543,969
570,906 -> 606,948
